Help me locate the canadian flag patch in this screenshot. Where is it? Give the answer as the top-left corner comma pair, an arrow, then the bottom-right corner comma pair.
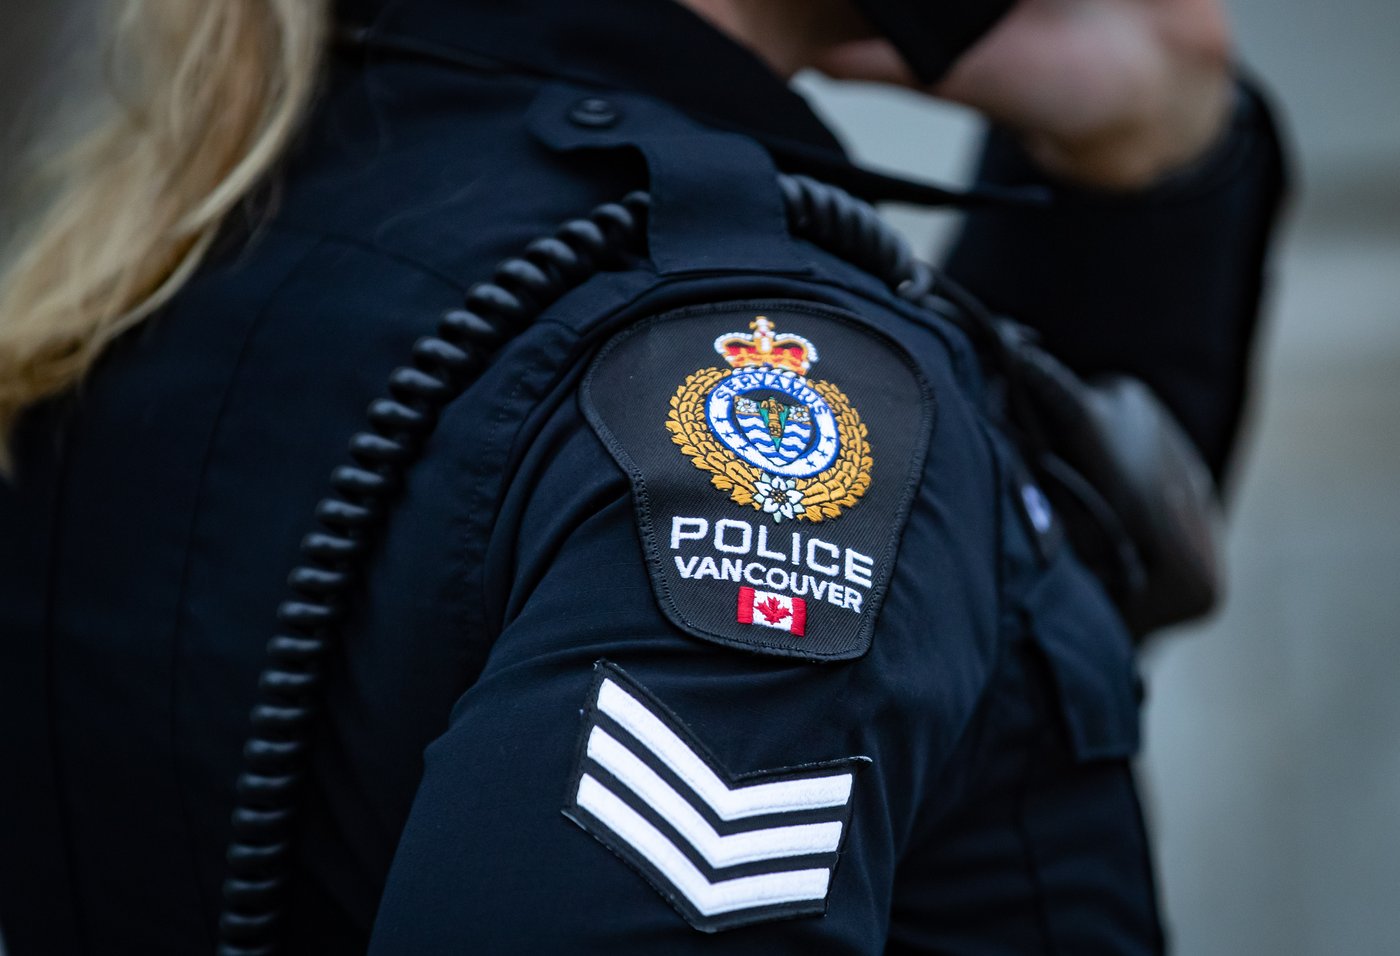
736,587 -> 806,637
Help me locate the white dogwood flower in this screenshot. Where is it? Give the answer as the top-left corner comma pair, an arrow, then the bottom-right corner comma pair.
753,475 -> 803,522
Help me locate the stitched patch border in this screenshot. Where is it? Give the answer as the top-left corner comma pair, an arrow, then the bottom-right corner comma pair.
580,299 -> 936,661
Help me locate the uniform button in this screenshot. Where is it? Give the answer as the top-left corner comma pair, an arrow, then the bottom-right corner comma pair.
569,97 -> 621,129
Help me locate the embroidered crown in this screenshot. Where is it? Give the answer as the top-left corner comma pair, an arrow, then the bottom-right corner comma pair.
713,317 -> 819,375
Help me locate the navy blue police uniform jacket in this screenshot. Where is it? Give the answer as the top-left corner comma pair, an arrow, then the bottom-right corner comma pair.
0,0 -> 1287,952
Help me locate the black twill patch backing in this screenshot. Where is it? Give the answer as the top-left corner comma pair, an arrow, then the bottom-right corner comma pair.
581,300 -> 935,660
562,662 -> 868,932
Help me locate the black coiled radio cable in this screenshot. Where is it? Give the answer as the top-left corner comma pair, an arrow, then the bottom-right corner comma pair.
216,190 -> 654,954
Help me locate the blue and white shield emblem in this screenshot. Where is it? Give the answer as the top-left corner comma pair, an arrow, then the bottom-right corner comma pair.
705,367 -> 840,478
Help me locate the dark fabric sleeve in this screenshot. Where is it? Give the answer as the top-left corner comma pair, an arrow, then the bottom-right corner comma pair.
356,276 -> 1180,950
942,76 -> 1290,483
361,392 -> 960,954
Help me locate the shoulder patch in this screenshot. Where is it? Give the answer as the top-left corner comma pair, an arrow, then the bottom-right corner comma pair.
581,300 -> 935,660
562,661 -> 868,932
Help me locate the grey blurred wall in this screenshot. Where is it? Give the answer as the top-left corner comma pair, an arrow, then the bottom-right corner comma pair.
0,0 -> 97,253
2,2 -> 1397,954
0,3 -> 68,162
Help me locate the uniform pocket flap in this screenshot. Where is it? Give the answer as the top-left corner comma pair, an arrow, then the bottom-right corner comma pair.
1025,558 -> 1141,762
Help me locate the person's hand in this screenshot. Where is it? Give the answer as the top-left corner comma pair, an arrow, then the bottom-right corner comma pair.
817,0 -> 1234,190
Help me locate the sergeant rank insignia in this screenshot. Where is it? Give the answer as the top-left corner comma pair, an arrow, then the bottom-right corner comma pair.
666,315 -> 872,523
582,300 -> 935,661
563,662 -> 868,932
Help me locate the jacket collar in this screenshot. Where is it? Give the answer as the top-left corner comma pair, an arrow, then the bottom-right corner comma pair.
337,0 -> 849,157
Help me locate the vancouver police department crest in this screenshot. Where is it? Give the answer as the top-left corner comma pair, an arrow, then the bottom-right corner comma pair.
582,300 -> 932,660
666,316 -> 872,523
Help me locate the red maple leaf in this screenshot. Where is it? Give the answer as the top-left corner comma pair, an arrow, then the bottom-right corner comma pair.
755,597 -> 791,625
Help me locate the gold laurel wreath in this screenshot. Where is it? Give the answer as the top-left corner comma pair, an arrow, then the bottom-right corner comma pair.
665,367 -> 873,522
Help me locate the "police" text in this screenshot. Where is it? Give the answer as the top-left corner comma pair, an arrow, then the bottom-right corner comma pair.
669,516 -> 873,614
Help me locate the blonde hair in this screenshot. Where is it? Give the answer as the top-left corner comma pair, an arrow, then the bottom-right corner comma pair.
0,0 -> 330,467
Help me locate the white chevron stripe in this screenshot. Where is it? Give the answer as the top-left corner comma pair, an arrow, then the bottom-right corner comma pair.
586,726 -> 844,867
576,775 -> 832,917
597,679 -> 853,820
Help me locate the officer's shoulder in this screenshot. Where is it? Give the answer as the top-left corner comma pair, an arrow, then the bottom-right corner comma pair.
331,75 -> 1001,666
485,82 -> 998,660
258,71 -> 651,286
